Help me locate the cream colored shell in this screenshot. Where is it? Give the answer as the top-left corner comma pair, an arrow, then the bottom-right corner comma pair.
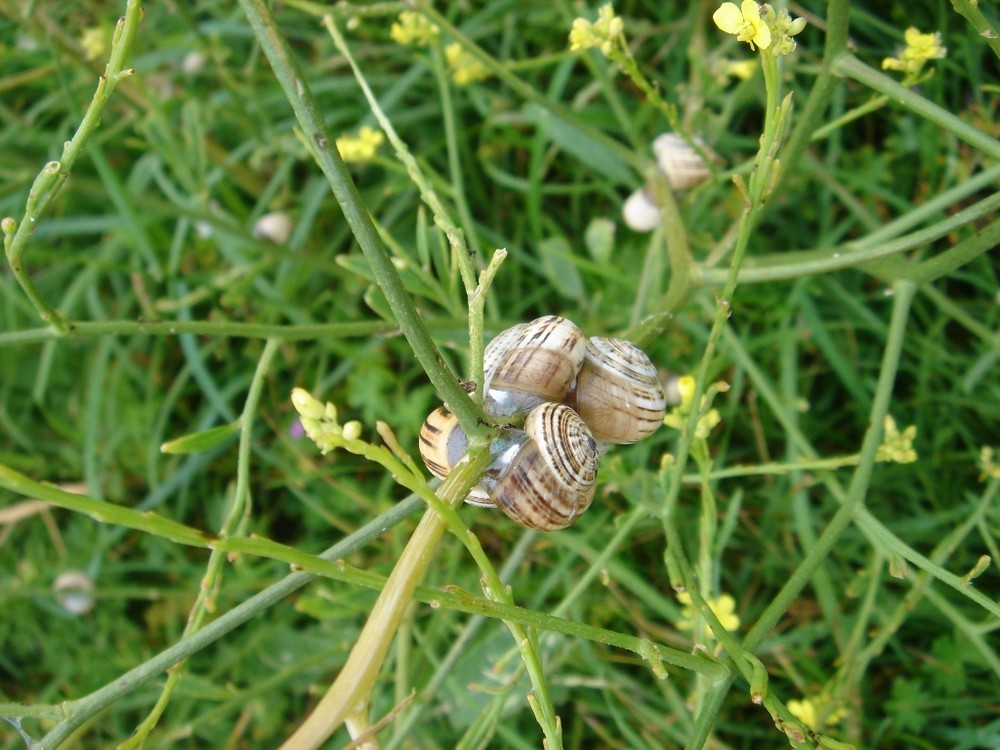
483,315 -> 586,417
489,402 -> 600,531
565,337 -> 667,444
652,132 -> 713,190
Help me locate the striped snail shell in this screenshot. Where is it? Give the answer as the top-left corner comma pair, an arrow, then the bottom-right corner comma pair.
483,315 -> 586,417
652,132 -> 713,191
487,402 -> 600,531
565,337 -> 667,445
418,406 -> 492,506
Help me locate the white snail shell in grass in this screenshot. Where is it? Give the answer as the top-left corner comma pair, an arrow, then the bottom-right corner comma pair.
483,315 -> 586,417
652,132 -> 713,191
487,402 -> 600,531
622,188 -> 661,232
565,337 -> 667,445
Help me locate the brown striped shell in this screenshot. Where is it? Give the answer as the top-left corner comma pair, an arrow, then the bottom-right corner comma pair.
565,337 -> 667,444
652,132 -> 713,191
417,406 -> 493,507
487,402 -> 600,531
483,315 -> 586,417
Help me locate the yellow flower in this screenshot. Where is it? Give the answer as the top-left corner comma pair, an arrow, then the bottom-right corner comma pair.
787,698 -> 817,728
788,694 -> 848,729
662,375 -> 727,440
723,58 -> 757,80
875,415 -> 917,464
713,1 -> 771,51
389,11 -> 439,48
882,27 -> 946,74
80,26 -> 107,61
568,3 -> 624,58
444,43 -> 490,85
335,126 -> 384,164
979,446 -> 1000,481
677,592 -> 741,632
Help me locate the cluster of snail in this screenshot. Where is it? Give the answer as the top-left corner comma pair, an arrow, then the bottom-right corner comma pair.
418,316 -> 667,531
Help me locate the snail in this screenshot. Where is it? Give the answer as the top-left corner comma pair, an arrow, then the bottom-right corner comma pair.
419,402 -> 600,530
483,315 -> 586,417
623,132 -> 717,233
488,402 -> 599,531
564,337 -> 667,445
652,132 -> 714,191
418,405 -> 491,506
418,317 -> 665,530
622,188 -> 661,232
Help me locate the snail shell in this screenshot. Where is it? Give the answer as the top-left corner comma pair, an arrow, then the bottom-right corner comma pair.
487,402 -> 600,531
418,406 -> 492,506
652,132 -> 713,190
565,337 -> 667,444
483,315 -> 586,417
622,188 -> 661,232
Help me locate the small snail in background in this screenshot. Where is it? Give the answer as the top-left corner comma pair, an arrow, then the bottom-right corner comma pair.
418,316 -> 667,531
652,132 -> 714,191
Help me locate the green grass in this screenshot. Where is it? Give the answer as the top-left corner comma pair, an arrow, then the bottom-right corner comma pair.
1,1 -> 999,749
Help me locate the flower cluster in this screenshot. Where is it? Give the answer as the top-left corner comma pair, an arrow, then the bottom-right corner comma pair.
875,415 -> 917,464
444,43 -> 490,85
335,125 -> 384,164
882,27 -> 947,75
389,11 -> 439,47
662,375 -> 728,440
676,591 -> 741,632
712,1 -> 805,55
568,3 -> 624,58
291,388 -> 363,455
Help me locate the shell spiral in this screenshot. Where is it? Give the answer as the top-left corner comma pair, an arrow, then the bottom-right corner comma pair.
565,337 -> 667,444
490,403 -> 600,531
483,315 -> 586,417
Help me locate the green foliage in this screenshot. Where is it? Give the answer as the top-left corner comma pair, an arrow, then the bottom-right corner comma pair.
1,1 -> 998,749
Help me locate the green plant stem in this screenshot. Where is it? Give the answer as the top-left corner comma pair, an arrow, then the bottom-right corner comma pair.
776,0 -> 850,196
832,53 -> 1000,161
117,340 -> 280,749
950,0 -> 1000,60
29,494 -> 426,750
0,319 -> 463,348
277,445 -> 494,750
414,1 -> 644,173
902,217 -> 1000,283
698,188 -> 1000,285
236,0 -> 485,437
1,0 -> 143,333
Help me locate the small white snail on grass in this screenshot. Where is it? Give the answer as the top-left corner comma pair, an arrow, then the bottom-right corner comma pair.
419,316 -> 666,531
622,132 -> 718,232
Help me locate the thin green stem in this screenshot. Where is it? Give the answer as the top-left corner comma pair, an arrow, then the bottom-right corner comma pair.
949,0 -> 1000,61
31,495 -> 427,750
117,340 -> 280,749
833,53 -> 1000,161
236,0 -> 485,437
2,0 -> 143,332
776,0 -> 850,196
414,1 -> 644,173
